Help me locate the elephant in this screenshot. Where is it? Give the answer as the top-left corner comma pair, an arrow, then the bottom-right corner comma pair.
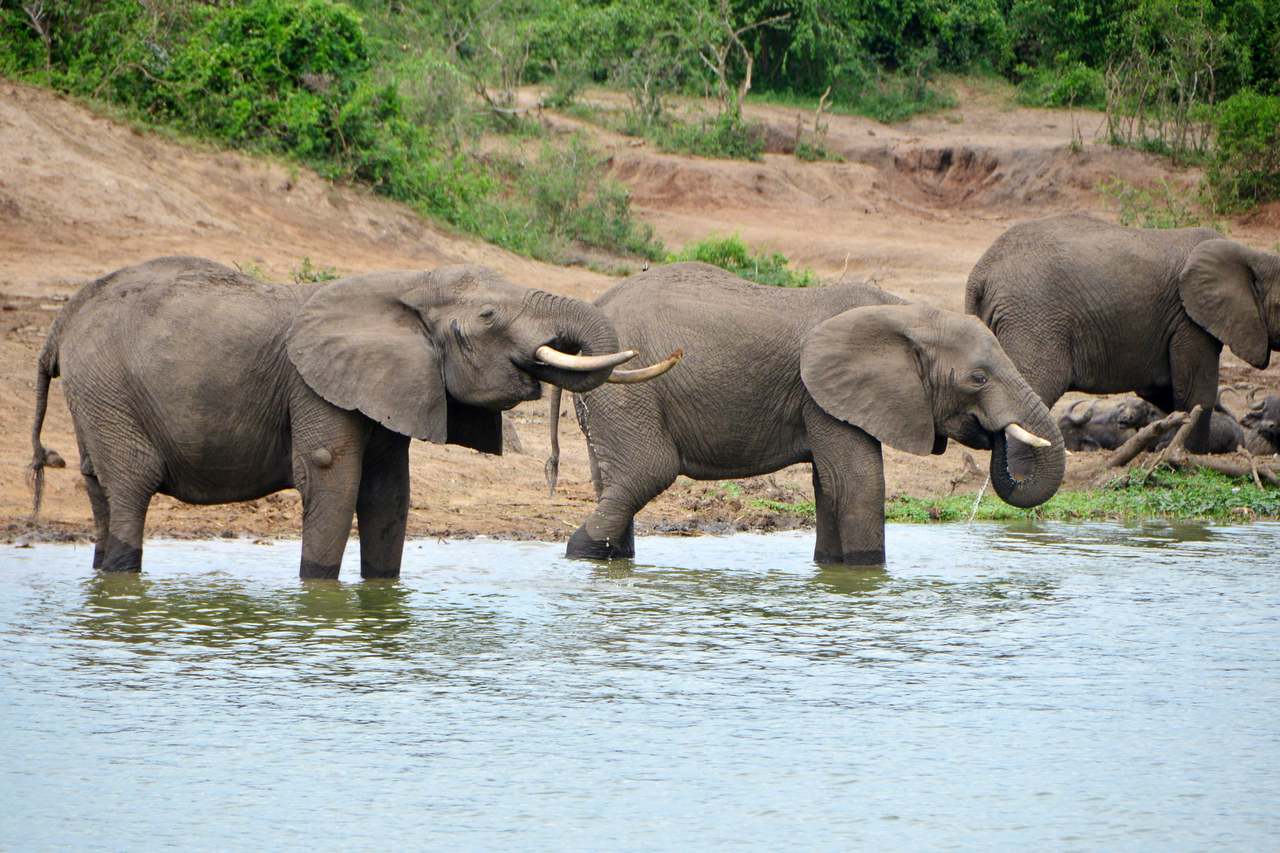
965,213 -> 1280,454
545,262 -> 1066,565
27,256 -> 673,578
1053,397 -> 1163,451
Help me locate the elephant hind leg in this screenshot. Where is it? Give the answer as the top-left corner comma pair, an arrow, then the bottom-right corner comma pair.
83,470 -> 111,570
98,460 -> 162,573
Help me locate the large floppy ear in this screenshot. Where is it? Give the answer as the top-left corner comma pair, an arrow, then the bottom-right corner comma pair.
286,274 -> 448,442
1178,239 -> 1269,369
801,305 -> 937,456
446,396 -> 503,455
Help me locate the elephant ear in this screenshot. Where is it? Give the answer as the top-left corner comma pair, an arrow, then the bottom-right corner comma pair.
1179,239 -> 1269,369
801,305 -> 937,456
286,274 -> 448,442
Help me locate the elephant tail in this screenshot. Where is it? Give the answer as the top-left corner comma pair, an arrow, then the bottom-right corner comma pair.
28,336 -> 66,520
544,386 -> 564,496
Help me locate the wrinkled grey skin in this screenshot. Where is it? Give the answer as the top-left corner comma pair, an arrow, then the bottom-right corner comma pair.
553,263 -> 1065,565
29,256 -> 623,578
967,214 -> 1280,453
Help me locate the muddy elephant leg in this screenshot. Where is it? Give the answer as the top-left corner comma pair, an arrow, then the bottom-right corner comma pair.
805,402 -> 886,565
1170,321 -> 1222,453
356,428 -> 410,580
566,392 -> 679,560
811,467 -> 842,564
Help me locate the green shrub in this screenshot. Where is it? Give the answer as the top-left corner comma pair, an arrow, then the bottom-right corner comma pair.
669,235 -> 814,287
1098,178 -> 1223,229
652,112 -> 765,161
1016,59 -> 1106,108
1207,89 -> 1280,211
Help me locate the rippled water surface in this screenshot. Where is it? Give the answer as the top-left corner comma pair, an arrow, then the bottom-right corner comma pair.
3,523 -> 1279,850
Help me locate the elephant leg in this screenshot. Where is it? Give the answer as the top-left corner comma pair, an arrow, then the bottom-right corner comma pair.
811,467 -> 842,564
79,448 -> 110,570
356,428 -> 410,580
1169,321 -> 1222,453
804,402 -> 886,565
293,421 -> 367,580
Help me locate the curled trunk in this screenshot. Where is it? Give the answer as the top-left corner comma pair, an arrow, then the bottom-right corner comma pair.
988,397 -> 1067,508
523,291 -> 622,393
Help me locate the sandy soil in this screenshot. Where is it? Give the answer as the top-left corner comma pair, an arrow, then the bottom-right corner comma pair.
3,79 -> 1278,545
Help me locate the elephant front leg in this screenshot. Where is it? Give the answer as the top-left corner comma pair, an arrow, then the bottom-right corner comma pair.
566,439 -> 678,561
805,403 -> 886,565
294,439 -> 365,580
356,428 -> 410,580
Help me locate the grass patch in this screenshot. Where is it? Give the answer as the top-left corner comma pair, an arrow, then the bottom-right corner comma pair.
668,235 -> 814,287
754,468 -> 1280,524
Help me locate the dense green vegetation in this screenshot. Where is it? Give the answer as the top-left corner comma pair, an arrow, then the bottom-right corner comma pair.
755,467 -> 1280,523
1,0 -> 1277,262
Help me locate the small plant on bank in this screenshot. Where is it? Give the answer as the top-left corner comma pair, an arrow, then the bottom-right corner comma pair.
291,257 -> 339,283
669,235 -> 814,287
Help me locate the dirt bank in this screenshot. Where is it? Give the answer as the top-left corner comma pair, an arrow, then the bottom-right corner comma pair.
3,79 -> 1278,546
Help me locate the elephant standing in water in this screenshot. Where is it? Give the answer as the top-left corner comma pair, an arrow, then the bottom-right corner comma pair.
28,256 -> 672,578
966,214 -> 1280,452
546,263 -> 1065,565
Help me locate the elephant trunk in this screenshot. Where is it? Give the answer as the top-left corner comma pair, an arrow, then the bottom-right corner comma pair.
988,391 -> 1066,509
524,291 -> 623,393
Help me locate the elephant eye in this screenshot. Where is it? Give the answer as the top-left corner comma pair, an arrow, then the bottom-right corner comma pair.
970,370 -> 989,387
478,305 -> 497,322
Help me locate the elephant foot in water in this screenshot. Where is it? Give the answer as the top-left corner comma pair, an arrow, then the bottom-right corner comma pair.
566,525 -> 634,560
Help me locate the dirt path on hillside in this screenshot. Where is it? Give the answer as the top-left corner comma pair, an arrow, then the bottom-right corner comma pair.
3,79 -> 1279,547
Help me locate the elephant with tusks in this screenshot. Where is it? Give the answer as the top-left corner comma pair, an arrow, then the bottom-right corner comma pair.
28,256 -> 674,578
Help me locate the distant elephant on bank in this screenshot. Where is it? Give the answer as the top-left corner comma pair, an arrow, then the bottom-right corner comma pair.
966,214 -> 1280,453
1054,395 -> 1245,453
545,263 -> 1065,565
28,256 -> 672,578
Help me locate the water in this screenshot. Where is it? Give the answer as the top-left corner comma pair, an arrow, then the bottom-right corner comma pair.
2,523 -> 1278,851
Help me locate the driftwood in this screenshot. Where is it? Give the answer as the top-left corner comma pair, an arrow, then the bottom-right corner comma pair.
1108,411 -> 1187,467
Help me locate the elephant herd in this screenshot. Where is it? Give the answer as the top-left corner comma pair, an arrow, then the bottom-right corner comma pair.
27,213 -> 1280,578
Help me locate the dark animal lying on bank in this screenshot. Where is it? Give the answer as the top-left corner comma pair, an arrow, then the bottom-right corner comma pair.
1054,394 -> 1251,454
1223,387 -> 1280,455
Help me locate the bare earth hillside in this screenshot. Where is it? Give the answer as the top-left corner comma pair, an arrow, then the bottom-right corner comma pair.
3,80 -> 1278,544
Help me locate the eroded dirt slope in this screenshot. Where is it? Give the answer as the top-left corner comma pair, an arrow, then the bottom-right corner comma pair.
3,79 -> 1278,545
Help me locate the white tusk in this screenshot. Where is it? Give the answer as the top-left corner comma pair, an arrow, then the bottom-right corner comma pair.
1005,423 -> 1052,448
534,346 -> 636,372
606,349 -> 684,384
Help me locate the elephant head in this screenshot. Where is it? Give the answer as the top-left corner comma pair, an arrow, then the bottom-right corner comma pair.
1179,240 -> 1280,369
800,304 -> 1066,508
287,265 -> 648,453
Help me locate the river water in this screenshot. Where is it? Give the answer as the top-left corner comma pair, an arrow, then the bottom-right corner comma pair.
2,523 -> 1278,850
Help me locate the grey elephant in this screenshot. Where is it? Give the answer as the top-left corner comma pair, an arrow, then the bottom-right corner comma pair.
1054,397 -> 1163,451
966,214 -> 1280,452
546,262 -> 1065,565
28,256 -> 671,578
1222,387 -> 1280,454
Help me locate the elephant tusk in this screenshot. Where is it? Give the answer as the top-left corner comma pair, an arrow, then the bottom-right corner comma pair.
534,346 -> 637,372
1005,423 -> 1052,448
606,349 -> 683,384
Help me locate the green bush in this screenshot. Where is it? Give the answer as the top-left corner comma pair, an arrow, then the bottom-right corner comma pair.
1207,89 -> 1280,210
652,112 -> 766,161
1097,178 -> 1223,229
1016,59 -> 1106,109
669,235 -> 814,287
